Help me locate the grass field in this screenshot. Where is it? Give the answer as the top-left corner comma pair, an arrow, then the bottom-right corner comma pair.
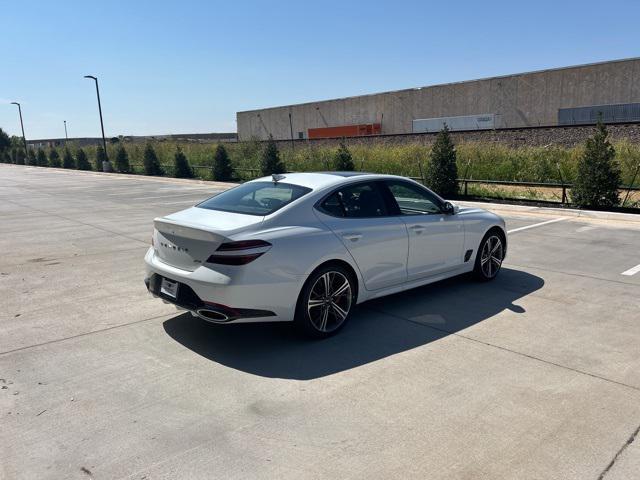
82,138 -> 640,186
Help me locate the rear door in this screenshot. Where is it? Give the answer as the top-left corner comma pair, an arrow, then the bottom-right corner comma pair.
315,181 -> 408,291
382,180 -> 465,280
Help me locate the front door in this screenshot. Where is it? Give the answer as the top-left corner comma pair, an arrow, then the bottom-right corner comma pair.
383,180 -> 465,280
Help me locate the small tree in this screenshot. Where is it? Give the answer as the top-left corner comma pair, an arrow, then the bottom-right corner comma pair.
143,144 -> 164,176
212,143 -> 233,181
571,122 -> 621,208
36,148 -> 48,167
62,149 -> 75,169
15,149 -> 26,165
95,146 -> 108,171
27,149 -> 36,165
76,148 -> 91,170
260,135 -> 285,175
114,145 -> 131,173
426,124 -> 458,197
173,147 -> 194,178
0,127 -> 10,154
334,141 -> 355,171
48,149 -> 61,167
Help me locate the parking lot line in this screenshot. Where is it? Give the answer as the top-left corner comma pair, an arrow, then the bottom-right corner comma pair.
621,263 -> 640,276
507,217 -> 567,234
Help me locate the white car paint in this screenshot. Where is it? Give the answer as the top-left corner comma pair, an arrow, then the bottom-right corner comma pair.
144,172 -> 506,324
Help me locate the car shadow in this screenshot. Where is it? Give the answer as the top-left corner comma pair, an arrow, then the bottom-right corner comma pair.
162,267 -> 543,380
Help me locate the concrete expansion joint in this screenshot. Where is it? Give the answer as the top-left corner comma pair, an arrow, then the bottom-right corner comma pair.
362,305 -> 640,394
597,423 -> 640,479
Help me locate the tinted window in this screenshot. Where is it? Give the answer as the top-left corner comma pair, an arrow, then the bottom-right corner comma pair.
197,182 -> 311,216
319,182 -> 388,218
386,181 -> 442,215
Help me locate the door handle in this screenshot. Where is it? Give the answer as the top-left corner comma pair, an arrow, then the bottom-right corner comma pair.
343,233 -> 362,242
410,225 -> 426,234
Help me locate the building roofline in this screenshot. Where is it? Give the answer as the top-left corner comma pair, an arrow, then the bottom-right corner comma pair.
236,57 -> 640,115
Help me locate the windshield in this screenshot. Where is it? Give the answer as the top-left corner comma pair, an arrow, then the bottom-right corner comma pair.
196,181 -> 312,216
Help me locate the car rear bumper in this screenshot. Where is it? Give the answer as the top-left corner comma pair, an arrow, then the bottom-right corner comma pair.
144,247 -> 305,322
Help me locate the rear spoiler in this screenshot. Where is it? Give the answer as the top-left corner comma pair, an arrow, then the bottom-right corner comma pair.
154,218 -> 229,242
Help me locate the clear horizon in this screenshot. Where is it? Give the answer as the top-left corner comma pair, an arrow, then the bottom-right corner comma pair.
2,0 -> 639,140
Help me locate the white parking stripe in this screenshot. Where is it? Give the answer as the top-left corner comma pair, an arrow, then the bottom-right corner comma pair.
621,264 -> 640,276
507,217 -> 567,234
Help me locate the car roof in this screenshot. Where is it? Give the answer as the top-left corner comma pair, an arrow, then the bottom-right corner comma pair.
249,172 -> 406,190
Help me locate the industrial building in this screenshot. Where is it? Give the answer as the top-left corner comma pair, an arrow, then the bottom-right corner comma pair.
237,57 -> 640,141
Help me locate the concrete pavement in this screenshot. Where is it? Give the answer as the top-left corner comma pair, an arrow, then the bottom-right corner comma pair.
1,164 -> 639,479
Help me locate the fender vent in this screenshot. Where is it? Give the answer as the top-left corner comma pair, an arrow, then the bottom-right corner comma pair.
464,249 -> 473,262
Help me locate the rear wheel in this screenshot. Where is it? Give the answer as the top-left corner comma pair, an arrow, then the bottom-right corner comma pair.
295,265 -> 355,338
474,231 -> 505,281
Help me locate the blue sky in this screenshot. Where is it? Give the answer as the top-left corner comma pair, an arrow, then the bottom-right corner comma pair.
1,0 -> 639,139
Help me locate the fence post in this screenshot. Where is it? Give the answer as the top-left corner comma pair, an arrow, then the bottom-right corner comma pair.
622,162 -> 640,207
464,180 -> 468,196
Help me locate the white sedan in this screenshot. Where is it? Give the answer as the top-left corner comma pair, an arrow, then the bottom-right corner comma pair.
145,172 -> 506,337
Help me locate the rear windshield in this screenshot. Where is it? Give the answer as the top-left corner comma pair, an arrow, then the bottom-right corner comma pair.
196,181 -> 312,216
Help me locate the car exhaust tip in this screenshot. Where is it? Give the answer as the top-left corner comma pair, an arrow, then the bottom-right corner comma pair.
195,308 -> 231,323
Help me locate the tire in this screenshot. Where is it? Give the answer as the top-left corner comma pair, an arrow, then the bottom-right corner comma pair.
473,230 -> 505,281
294,264 -> 355,338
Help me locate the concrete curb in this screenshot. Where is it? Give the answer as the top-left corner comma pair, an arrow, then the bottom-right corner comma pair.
456,200 -> 640,223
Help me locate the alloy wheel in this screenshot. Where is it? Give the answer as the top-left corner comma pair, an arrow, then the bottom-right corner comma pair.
307,271 -> 352,333
480,235 -> 504,279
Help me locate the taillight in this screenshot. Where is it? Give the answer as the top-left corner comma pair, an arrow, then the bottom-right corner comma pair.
206,240 -> 272,265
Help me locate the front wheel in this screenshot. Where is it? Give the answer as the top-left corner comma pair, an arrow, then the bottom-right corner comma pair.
473,231 -> 505,281
294,265 -> 355,338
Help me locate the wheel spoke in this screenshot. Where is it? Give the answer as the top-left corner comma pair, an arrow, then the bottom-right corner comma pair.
321,272 -> 331,296
307,299 -> 324,309
332,279 -> 350,297
319,306 -> 329,331
331,301 -> 348,320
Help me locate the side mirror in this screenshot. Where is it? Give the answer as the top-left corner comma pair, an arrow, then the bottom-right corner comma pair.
442,201 -> 458,215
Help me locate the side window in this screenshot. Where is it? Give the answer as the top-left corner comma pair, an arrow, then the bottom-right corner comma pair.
319,182 -> 388,218
386,181 -> 442,215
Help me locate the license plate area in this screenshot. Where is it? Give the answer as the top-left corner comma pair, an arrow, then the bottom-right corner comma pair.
160,277 -> 179,299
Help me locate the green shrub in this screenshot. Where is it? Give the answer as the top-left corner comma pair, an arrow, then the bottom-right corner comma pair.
571,122 -> 621,208
62,149 -> 75,169
212,144 -> 233,181
76,148 -> 91,170
426,125 -> 458,197
173,147 -> 193,178
48,149 -> 61,168
114,145 -> 131,173
95,146 -> 108,170
143,144 -> 164,176
14,148 -> 26,165
260,136 -> 285,175
36,149 -> 47,167
334,142 -> 355,171
27,149 -> 36,165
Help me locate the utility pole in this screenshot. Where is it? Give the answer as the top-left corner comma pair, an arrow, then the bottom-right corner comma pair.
288,112 -> 294,150
84,75 -> 111,171
10,102 -> 28,156
64,120 -> 68,145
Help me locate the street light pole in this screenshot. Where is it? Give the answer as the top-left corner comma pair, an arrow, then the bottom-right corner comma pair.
10,102 -> 28,156
84,75 -> 111,171
64,120 -> 68,145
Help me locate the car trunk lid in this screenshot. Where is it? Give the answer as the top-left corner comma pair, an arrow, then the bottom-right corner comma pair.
153,207 -> 264,271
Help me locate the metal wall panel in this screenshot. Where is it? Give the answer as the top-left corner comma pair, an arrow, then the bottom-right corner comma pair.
558,103 -> 640,125
412,114 -> 495,133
